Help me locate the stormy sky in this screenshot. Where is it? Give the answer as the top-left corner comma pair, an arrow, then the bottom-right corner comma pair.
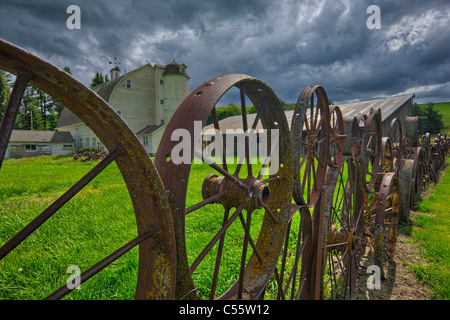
0,0 -> 449,104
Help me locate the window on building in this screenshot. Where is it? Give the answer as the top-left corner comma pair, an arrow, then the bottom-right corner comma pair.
180,67 -> 185,73
25,144 -> 37,151
63,144 -> 73,148
86,138 -> 89,148
126,79 -> 132,88
161,119 -> 164,124
160,99 -> 164,104
160,79 -> 164,85
143,136 -> 148,146
92,137 -> 97,147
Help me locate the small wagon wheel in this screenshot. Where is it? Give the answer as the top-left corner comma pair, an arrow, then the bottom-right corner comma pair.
268,204 -> 313,300
343,115 -> 361,158
421,133 -> 432,164
388,119 -> 403,173
405,116 -> 420,147
291,85 -> 330,207
402,130 -> 413,160
318,156 -> 365,299
0,38 -> 176,299
411,147 -> 424,203
362,173 -> 399,278
360,110 -> 382,193
154,74 -> 293,300
329,106 -> 346,167
380,137 -> 394,176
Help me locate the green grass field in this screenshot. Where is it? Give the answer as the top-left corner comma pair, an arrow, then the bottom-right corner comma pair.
410,156 -> 450,300
414,101 -> 450,299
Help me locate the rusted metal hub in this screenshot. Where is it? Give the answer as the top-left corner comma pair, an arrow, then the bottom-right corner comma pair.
306,132 -> 319,157
326,224 -> 357,254
202,174 -> 270,210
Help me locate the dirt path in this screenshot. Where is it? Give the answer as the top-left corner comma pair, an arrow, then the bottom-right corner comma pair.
353,212 -> 433,300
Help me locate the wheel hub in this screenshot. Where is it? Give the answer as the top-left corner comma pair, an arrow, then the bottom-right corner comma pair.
202,174 -> 270,210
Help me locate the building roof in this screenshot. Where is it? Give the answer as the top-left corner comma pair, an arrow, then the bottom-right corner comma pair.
332,94 -> 415,120
163,60 -> 189,78
136,124 -> 165,135
10,130 -> 74,143
202,94 -> 415,133
57,74 -> 125,128
96,74 -> 124,102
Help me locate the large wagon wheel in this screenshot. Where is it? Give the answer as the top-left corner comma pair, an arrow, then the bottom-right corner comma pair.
362,173 -> 399,278
154,74 -> 293,300
291,85 -> 330,207
0,38 -> 176,299
318,156 -> 365,299
360,110 -> 382,193
388,119 -> 403,173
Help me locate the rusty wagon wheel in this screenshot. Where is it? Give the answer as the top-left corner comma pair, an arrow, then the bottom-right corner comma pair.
402,129 -> 413,160
410,147 -> 424,205
388,118 -> 403,173
329,106 -> 345,167
380,137 -> 394,176
317,156 -> 365,299
362,172 -> 399,278
343,115 -> 361,158
154,74 -> 293,300
291,85 -> 330,207
0,38 -> 176,299
360,110 -> 382,193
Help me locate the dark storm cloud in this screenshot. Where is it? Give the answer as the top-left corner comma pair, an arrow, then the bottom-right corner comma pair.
0,0 -> 449,104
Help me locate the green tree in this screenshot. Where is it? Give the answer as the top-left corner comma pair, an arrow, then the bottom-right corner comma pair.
0,70 -> 11,118
423,102 -> 444,134
90,71 -> 106,88
63,66 -> 72,75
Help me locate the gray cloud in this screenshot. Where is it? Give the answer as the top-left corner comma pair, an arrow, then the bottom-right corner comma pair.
0,0 -> 449,105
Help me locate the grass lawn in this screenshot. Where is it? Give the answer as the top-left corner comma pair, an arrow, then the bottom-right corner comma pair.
0,156 -> 138,299
410,156 -> 450,300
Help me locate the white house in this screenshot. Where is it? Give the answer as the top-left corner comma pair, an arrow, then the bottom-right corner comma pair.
5,130 -> 74,159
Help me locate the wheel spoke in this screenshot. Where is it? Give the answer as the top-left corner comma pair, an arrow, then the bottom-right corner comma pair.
239,83 -> 252,178
185,190 -> 226,215
211,106 -> 228,172
238,209 -> 252,299
189,204 -> 245,274
194,149 -> 248,192
45,226 -> 155,300
0,73 -> 30,169
210,207 -> 230,299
